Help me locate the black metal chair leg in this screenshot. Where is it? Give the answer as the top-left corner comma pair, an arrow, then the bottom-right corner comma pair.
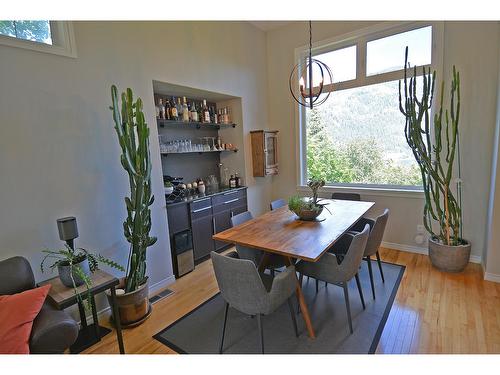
325,281 -> 328,288
287,298 -> 299,337
315,279 -> 319,293
376,251 -> 385,283
342,282 -> 353,334
257,314 -> 264,354
354,273 -> 366,310
297,273 -> 303,314
367,255 -> 376,299
219,302 -> 229,354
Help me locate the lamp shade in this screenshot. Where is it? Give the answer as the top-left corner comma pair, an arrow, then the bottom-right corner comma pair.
56,217 -> 78,241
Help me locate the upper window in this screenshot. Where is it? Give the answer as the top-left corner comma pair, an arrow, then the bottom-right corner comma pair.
0,20 -> 76,57
0,21 -> 53,44
298,23 -> 442,190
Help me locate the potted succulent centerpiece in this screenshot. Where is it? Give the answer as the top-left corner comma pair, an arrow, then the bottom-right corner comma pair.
289,178 -> 330,221
108,85 -> 158,327
399,47 -> 470,272
41,245 -> 124,309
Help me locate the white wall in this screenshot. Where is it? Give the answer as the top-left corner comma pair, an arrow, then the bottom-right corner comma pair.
266,21 -> 500,262
0,22 -> 270,299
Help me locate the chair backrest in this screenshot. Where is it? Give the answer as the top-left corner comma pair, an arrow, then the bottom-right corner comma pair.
230,211 -> 261,265
231,211 -> 253,227
0,256 -> 35,295
331,192 -> 361,201
270,199 -> 287,211
364,209 -> 390,257
211,251 -> 268,315
338,225 -> 370,281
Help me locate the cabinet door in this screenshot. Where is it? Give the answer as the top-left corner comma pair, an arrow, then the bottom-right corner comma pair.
191,215 -> 215,261
213,211 -> 232,250
264,132 -> 279,175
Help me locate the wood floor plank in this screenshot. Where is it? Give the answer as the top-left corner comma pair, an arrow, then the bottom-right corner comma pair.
82,247 -> 500,354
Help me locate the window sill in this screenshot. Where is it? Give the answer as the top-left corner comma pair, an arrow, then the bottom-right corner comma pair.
297,185 -> 424,199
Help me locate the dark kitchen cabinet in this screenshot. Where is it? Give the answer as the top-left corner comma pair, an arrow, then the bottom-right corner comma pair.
191,215 -> 215,261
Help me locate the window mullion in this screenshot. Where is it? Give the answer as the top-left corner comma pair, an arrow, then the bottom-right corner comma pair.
357,39 -> 367,85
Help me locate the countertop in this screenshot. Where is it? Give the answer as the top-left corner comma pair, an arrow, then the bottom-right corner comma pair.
165,186 -> 247,207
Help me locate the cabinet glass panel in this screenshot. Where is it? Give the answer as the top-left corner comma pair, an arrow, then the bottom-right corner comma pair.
265,135 -> 276,167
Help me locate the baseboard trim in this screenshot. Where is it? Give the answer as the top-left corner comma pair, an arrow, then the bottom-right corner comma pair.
82,274 -> 176,327
484,272 -> 500,283
381,241 -> 482,264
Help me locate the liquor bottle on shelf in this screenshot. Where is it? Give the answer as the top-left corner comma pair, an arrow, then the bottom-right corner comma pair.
235,172 -> 242,187
190,101 -> 198,122
197,101 -> 203,123
211,106 -> 218,124
165,99 -> 172,120
218,109 -> 223,124
222,107 -> 228,124
176,97 -> 183,119
158,98 -> 165,120
182,97 -> 189,122
229,175 -> 237,188
170,97 -> 178,120
202,100 -> 210,123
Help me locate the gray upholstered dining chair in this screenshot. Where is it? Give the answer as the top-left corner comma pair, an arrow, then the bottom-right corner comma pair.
270,198 -> 287,211
296,225 -> 370,334
231,211 -> 286,275
342,209 -> 390,300
211,251 -> 298,354
331,192 -> 361,201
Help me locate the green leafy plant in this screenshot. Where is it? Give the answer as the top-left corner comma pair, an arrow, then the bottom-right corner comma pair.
398,47 -> 464,246
289,178 -> 331,214
110,85 -> 157,293
164,181 -> 173,187
40,245 -> 124,310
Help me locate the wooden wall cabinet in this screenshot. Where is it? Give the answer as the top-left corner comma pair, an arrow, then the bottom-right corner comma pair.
250,130 -> 279,177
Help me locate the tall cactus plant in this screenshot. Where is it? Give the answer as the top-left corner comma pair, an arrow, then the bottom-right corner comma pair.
398,47 -> 463,246
110,85 -> 157,293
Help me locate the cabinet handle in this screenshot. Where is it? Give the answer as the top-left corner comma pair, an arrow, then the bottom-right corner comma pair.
195,197 -> 211,203
192,206 -> 212,213
223,198 -> 239,205
212,217 -> 216,233
223,190 -> 239,196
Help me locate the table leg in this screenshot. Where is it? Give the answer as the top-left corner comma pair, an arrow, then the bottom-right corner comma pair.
257,252 -> 270,273
90,294 -> 100,340
110,286 -> 125,354
285,257 -> 316,339
77,301 -> 88,329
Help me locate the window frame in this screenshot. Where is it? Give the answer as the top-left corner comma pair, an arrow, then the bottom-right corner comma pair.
0,21 -> 77,58
294,21 -> 444,196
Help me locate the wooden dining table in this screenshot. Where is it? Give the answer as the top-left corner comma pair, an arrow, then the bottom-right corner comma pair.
212,198 -> 375,339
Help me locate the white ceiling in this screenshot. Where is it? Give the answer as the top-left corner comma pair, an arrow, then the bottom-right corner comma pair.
249,21 -> 293,32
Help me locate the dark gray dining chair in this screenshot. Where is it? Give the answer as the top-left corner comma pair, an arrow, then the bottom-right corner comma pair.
211,251 -> 298,354
344,209 -> 390,300
231,211 -> 286,275
331,192 -> 361,201
296,225 -> 370,334
270,198 -> 287,211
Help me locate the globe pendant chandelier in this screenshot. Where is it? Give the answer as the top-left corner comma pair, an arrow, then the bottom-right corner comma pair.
289,21 -> 333,109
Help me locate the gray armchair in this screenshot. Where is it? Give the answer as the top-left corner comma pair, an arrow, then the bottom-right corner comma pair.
231,211 -> 286,275
0,256 -> 79,353
211,251 -> 298,354
296,225 -> 370,334
338,209 -> 390,299
270,198 -> 287,211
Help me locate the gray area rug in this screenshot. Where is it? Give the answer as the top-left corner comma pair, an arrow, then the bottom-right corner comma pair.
154,261 -> 404,354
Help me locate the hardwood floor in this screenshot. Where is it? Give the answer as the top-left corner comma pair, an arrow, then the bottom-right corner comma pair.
83,247 -> 500,354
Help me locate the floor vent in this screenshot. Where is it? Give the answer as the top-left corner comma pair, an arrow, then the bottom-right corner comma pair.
149,289 -> 174,304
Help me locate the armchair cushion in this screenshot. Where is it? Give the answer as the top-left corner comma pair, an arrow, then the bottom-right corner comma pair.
0,284 -> 51,354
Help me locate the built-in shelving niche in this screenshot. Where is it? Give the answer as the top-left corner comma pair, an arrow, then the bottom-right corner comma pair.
152,80 -> 245,185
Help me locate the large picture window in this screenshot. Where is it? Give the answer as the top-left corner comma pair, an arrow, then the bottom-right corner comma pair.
298,22 -> 442,191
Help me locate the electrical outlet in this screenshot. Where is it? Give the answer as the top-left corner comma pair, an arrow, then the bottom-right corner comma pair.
417,224 -> 425,233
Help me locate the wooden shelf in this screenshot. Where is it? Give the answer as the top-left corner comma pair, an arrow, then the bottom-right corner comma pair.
160,149 -> 238,156
157,119 -> 236,130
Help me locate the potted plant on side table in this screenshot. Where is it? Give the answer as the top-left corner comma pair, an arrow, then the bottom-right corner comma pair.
399,47 -> 470,272
107,85 -> 158,327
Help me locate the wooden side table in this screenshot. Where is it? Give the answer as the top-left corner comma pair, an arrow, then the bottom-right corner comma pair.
39,269 -> 125,354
